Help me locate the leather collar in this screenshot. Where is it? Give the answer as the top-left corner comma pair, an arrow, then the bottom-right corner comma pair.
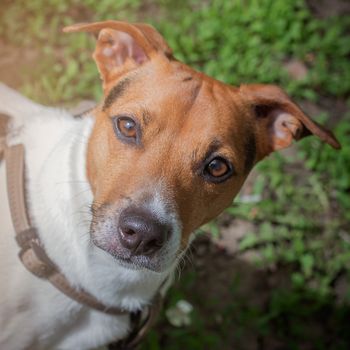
4,143 -> 164,349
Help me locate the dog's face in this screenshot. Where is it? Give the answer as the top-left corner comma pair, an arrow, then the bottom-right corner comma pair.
87,61 -> 252,271
64,21 -> 340,272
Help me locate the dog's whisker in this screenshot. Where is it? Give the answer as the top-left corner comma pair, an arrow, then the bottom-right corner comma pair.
69,188 -> 93,201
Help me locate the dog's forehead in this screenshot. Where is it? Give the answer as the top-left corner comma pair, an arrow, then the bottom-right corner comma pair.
106,60 -> 244,132
140,60 -> 236,106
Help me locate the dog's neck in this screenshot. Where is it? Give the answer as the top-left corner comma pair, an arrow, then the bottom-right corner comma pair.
19,109 -> 170,311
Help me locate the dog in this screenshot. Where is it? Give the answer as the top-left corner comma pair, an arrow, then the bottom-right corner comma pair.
0,20 -> 340,350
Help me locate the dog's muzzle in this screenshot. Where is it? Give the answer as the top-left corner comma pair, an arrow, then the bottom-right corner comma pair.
91,201 -> 180,272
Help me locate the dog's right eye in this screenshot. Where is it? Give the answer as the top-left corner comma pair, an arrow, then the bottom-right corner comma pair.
118,117 -> 136,138
201,156 -> 234,183
113,116 -> 140,145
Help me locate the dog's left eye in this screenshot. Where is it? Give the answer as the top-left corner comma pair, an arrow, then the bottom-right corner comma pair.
202,156 -> 234,183
113,116 -> 139,144
206,158 -> 229,177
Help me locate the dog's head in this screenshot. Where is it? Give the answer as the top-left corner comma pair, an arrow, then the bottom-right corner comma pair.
64,21 -> 340,273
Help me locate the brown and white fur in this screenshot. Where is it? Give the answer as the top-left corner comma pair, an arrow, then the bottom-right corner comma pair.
0,21 -> 340,350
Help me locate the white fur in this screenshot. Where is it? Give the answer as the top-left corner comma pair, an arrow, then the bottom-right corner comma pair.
0,83 -> 178,349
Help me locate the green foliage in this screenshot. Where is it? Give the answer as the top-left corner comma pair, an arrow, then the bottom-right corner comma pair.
301,114 -> 350,218
156,0 -> 350,98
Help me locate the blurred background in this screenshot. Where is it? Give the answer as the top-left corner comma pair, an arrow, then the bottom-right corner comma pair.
1,0 -> 349,349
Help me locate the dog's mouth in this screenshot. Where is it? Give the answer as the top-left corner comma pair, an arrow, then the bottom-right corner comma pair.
91,235 -> 169,272
114,254 -> 163,272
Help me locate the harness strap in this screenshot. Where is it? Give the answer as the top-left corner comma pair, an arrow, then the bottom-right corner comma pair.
0,137 -> 5,159
5,144 -> 30,233
4,143 -> 164,348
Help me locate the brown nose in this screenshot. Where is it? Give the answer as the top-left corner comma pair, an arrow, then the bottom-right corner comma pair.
118,207 -> 170,256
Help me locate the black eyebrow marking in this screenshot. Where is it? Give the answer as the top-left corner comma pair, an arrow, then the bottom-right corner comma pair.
244,132 -> 256,172
103,78 -> 131,110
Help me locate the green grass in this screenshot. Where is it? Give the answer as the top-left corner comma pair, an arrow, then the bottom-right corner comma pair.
158,0 -> 350,99
1,0 -> 349,349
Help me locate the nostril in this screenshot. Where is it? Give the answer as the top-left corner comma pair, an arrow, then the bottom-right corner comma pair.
123,228 -> 136,236
118,225 -> 141,252
143,238 -> 163,255
144,240 -> 157,254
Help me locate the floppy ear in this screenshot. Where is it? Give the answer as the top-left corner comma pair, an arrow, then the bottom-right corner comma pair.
63,21 -> 172,89
239,84 -> 340,159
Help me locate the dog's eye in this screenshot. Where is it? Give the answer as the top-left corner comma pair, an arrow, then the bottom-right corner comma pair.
113,116 -> 139,144
207,158 -> 228,177
117,117 -> 136,138
206,158 -> 229,177
203,157 -> 233,183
